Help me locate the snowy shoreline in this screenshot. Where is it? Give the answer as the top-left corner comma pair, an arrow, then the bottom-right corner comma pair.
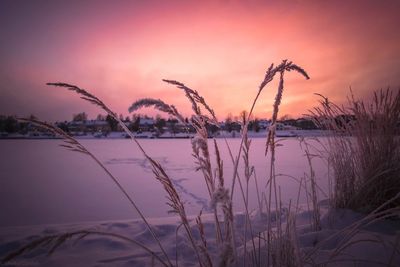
0,130 -> 327,140
1,201 -> 399,266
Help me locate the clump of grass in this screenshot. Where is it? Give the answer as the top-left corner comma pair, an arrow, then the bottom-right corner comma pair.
311,89 -> 400,212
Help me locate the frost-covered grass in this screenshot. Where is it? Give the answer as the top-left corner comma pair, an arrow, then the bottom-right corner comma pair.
1,61 -> 399,266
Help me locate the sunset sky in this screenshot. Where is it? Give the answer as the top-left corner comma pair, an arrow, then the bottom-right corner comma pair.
1,0 -> 399,121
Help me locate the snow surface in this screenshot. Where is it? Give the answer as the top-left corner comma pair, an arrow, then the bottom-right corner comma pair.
0,138 -> 328,227
1,202 -> 399,266
1,138 -> 398,266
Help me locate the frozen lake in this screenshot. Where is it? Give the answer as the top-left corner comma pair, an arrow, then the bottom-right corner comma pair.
0,138 -> 329,227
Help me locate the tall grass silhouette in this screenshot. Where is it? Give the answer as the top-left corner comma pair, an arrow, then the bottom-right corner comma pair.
1,60 -> 315,267
2,61 -> 399,267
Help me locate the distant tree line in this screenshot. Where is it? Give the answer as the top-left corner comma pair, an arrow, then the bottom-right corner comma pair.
0,112 -> 328,135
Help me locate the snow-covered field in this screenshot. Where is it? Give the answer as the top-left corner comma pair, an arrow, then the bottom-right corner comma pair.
1,203 -> 399,266
0,138 -> 328,227
1,138 -> 399,266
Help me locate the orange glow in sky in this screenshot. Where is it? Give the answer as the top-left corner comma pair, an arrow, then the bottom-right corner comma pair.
1,0 -> 400,121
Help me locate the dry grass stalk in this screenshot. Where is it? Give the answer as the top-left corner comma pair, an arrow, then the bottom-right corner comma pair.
161,81 -> 231,249
211,139 -> 227,246
162,79 -> 219,127
47,83 -> 116,117
131,91 -> 217,202
210,186 -> 235,267
280,209 -> 302,267
261,61 -> 309,266
2,230 -> 167,266
127,97 -> 216,198
192,131 -> 215,197
256,201 -> 302,267
128,98 -> 185,123
214,139 -> 224,188
196,211 -> 213,267
47,82 -> 148,155
301,140 -> 321,232
146,156 -> 204,265
241,113 -> 254,185
230,59 -> 309,201
200,60 -> 307,267
128,92 -> 227,257
46,83 -> 180,265
240,114 -> 258,266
